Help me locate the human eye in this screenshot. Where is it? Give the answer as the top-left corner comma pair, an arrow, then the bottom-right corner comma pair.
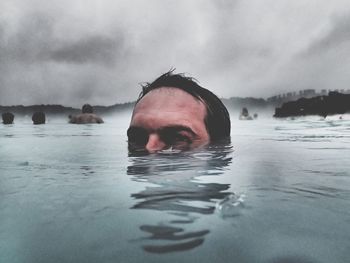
127,127 -> 149,146
173,133 -> 192,144
161,130 -> 192,148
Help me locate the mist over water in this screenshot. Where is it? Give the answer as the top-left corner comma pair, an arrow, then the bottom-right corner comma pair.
0,112 -> 349,263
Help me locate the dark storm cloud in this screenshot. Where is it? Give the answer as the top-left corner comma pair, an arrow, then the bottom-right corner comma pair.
2,12 -> 54,63
1,0 -> 350,106
303,14 -> 350,56
2,12 -> 121,66
49,36 -> 120,66
265,12 -> 350,97
0,7 -> 127,106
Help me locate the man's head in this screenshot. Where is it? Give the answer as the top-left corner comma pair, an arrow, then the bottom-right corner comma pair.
82,104 -> 94,114
128,71 -> 230,153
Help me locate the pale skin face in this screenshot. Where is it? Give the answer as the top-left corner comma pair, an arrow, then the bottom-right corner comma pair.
128,87 -> 210,153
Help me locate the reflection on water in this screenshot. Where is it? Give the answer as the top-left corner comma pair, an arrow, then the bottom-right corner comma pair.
1,118 -> 349,262
80,165 -> 95,176
127,143 -> 233,253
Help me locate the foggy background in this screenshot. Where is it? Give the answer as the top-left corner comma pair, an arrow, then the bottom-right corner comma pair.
1,0 -> 350,107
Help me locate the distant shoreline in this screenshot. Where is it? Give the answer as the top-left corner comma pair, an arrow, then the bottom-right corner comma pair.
2,92 -> 350,117
0,97 -> 277,116
0,102 -> 135,116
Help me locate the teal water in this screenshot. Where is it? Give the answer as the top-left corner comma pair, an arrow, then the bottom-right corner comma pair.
1,114 -> 349,263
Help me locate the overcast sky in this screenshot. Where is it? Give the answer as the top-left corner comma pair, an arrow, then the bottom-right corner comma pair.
1,0 -> 350,106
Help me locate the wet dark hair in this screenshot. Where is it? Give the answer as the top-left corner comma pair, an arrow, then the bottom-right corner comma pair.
136,71 -> 231,141
32,112 -> 46,125
82,104 -> 93,113
2,112 -> 14,124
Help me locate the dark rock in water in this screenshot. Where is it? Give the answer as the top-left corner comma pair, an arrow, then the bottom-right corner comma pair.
2,112 -> 14,124
32,112 -> 46,124
274,92 -> 350,118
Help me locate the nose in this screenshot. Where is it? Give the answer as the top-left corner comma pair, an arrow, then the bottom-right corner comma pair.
145,134 -> 166,153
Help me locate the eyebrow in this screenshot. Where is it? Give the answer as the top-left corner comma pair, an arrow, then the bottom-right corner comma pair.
127,125 -> 197,137
127,126 -> 147,136
160,125 -> 197,137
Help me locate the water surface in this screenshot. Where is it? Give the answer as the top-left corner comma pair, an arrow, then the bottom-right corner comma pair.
1,114 -> 349,263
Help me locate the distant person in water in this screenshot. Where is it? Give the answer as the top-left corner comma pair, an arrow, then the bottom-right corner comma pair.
69,104 -> 104,124
239,107 -> 253,120
32,112 -> 46,125
127,70 -> 231,153
2,112 -> 14,124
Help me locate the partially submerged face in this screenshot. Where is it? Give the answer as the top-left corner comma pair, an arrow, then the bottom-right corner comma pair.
128,87 -> 210,153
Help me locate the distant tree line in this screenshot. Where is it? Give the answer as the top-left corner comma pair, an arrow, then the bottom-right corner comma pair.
0,102 -> 135,116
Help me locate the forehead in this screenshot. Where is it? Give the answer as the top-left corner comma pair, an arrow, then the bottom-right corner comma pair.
131,87 -> 207,129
